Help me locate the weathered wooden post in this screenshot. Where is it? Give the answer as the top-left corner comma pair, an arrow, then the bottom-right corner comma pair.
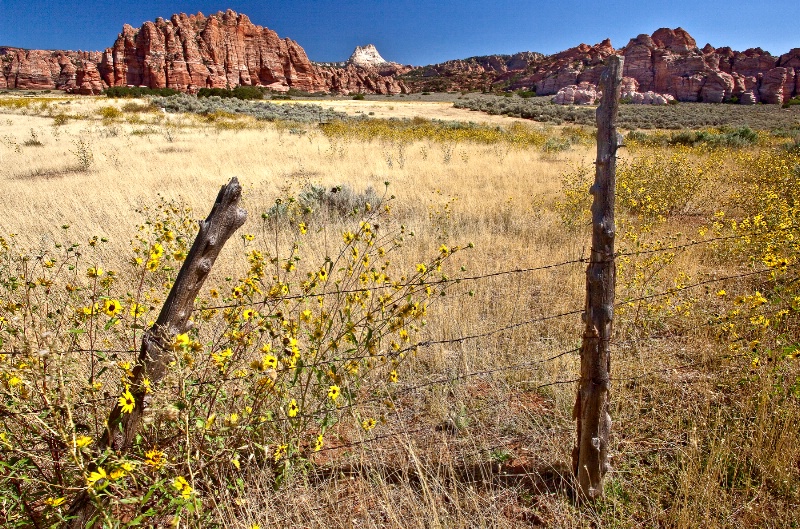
67,177 -> 247,526
572,55 -> 623,500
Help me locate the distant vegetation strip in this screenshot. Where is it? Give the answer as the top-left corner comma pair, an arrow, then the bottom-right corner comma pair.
454,95 -> 800,131
150,94 -> 347,123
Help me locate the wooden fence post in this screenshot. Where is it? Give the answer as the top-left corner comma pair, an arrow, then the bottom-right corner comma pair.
572,55 -> 623,500
67,177 -> 247,526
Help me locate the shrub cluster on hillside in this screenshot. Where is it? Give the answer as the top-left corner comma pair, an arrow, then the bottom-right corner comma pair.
150,94 -> 347,123
104,86 -> 181,98
197,86 -> 265,100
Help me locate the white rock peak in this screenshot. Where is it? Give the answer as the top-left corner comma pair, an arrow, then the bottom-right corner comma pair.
347,44 -> 390,68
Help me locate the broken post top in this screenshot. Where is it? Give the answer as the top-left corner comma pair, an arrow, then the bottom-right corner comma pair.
154,177 -> 247,332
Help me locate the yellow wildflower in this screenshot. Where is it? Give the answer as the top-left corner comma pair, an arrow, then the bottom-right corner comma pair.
103,298 -> 122,317
172,476 -> 193,499
287,398 -> 299,417
74,436 -> 93,448
119,386 -> 135,414
130,302 -> 146,318
144,448 -> 165,468
87,467 -> 107,489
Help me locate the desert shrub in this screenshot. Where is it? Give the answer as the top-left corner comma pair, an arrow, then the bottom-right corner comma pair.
352,93 -> 366,100
22,128 -> 43,147
197,86 -> 264,100
96,106 -> 123,120
320,118 -> 547,147
70,138 -> 94,171
454,95 -> 800,130
152,94 -> 346,123
104,86 -> 180,98
52,113 -> 70,126
782,96 -> 800,108
121,101 -> 157,113
783,136 -> 800,154
299,184 -> 382,217
556,148 -> 707,229
285,88 -> 326,98
543,137 -> 571,153
668,126 -> 759,148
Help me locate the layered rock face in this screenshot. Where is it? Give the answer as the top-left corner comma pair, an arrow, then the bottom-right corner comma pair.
312,44 -> 411,95
526,28 -> 799,104
0,48 -> 105,94
404,28 -> 798,104
0,10 -> 408,95
400,52 -> 544,92
1,19 -> 797,103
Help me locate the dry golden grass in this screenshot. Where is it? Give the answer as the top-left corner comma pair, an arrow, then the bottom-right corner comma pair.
0,94 -> 798,528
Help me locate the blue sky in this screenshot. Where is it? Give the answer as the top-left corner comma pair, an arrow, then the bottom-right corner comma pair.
1,1 -> 798,65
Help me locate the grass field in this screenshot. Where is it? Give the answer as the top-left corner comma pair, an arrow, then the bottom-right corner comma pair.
0,92 -> 798,528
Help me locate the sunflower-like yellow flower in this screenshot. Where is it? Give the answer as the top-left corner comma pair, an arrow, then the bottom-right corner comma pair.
172,476 -> 193,499
74,436 -> 93,448
130,302 -> 146,318
287,398 -> 299,417
327,385 -> 341,401
103,298 -> 122,317
44,497 -> 66,507
361,418 -> 377,431
87,467 -> 107,489
118,386 -> 135,414
144,448 -> 165,468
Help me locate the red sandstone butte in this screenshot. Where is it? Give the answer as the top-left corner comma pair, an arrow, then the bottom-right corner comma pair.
0,10 -> 407,95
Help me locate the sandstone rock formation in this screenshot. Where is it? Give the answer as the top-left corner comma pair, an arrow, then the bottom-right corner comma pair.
348,44 -> 390,68
400,52 -> 544,92
553,76 -> 676,105
552,82 -> 599,105
0,48 -> 105,94
1,19 -> 798,104
403,28 -> 798,104
0,10 -> 408,95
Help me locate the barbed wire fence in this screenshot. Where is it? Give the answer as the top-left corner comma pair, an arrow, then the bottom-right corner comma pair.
1,200 -> 796,526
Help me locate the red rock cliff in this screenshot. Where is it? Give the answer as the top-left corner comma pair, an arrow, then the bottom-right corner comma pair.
0,10 -> 407,95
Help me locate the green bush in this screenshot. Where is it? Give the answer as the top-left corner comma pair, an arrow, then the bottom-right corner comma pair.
151,94 -> 347,123
197,86 -> 264,100
783,96 -> 800,108
104,86 -> 180,98
352,93 -> 366,100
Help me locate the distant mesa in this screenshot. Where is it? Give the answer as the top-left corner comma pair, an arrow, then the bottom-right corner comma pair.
0,13 -> 798,104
